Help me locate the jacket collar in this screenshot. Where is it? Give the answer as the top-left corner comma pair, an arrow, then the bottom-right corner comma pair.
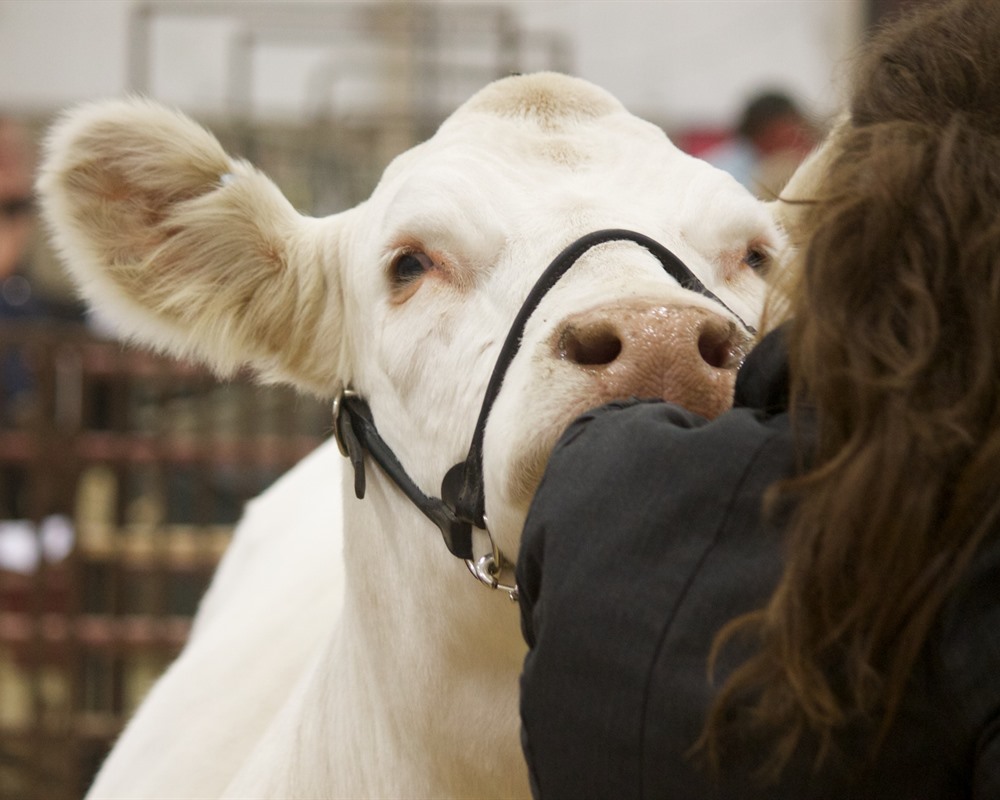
734,325 -> 790,415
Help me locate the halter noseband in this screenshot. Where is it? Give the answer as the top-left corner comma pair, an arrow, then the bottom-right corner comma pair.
333,229 -> 754,601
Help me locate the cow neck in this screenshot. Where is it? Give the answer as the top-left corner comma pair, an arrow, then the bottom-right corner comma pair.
332,229 -> 756,602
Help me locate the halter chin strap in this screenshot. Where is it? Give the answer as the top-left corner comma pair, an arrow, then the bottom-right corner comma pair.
333,229 -> 755,601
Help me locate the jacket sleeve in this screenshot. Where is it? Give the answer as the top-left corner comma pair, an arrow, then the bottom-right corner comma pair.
937,537 -> 1000,800
517,399 -> 709,649
516,399 -> 779,799
977,720 -> 1000,800
733,326 -> 789,412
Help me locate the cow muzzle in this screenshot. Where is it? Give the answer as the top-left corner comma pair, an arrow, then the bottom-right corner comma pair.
555,302 -> 751,421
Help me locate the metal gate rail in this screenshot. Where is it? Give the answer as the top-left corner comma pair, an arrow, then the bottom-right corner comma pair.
0,320 -> 327,799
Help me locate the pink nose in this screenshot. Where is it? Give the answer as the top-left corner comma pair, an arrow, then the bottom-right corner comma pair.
554,303 -> 750,419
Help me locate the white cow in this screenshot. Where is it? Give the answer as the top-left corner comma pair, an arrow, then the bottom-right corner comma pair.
38,72 -> 784,799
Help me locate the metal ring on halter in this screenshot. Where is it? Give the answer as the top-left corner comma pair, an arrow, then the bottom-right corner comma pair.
464,515 -> 519,602
331,380 -> 358,458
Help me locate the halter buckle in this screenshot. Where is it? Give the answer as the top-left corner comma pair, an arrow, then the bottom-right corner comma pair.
331,380 -> 358,458
466,555 -> 519,602
464,515 -> 519,602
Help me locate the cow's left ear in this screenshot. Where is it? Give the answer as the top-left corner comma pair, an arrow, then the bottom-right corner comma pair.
38,98 -> 348,396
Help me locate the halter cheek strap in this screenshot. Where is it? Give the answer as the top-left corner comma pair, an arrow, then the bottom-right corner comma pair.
333,229 -> 754,601
333,387 -> 474,560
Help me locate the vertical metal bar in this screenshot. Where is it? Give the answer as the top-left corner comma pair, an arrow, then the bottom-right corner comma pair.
227,26 -> 258,160
126,3 -> 153,95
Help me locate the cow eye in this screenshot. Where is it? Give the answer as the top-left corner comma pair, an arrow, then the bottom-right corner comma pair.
392,251 -> 433,285
742,247 -> 769,272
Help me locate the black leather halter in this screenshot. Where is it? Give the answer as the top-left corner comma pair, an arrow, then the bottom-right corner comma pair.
333,229 -> 754,599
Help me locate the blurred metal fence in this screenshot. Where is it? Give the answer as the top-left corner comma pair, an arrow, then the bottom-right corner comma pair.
0,320 -> 328,799
128,1 -> 571,217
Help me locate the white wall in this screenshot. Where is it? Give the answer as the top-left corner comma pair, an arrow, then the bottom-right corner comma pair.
515,0 -> 861,126
0,1 -> 130,112
0,0 -> 863,128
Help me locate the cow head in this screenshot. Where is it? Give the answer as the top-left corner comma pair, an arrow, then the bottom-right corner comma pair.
39,73 -> 783,569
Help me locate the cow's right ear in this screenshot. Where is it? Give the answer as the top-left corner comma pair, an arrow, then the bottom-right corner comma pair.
770,113 -> 847,238
37,98 -> 348,396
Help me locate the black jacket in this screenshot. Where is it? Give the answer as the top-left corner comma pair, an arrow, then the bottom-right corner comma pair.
517,330 -> 1000,799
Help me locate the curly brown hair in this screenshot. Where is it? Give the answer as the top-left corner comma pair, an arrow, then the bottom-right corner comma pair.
702,0 -> 1000,778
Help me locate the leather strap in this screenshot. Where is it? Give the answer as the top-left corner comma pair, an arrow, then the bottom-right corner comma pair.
336,393 -> 474,559
334,229 -> 753,567
442,228 -> 753,531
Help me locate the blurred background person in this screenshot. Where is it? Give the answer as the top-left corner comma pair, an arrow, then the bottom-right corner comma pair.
0,117 -> 38,321
2,117 -> 86,376
702,89 -> 822,198
0,116 -> 80,567
0,116 -> 42,429
0,115 -> 82,425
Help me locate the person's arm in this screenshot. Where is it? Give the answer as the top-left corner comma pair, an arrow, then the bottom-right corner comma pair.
517,398 -> 714,798
518,398 -> 710,647
733,325 -> 789,412
517,398 -> 790,798
956,554 -> 1000,800
975,720 -> 999,799
936,537 -> 1000,799
517,330 -> 793,799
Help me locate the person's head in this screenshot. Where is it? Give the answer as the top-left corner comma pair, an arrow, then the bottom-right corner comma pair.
708,0 -> 1000,776
781,0 -> 1000,528
0,117 -> 36,280
735,89 -> 820,199
789,0 -> 1000,416
737,90 -> 815,158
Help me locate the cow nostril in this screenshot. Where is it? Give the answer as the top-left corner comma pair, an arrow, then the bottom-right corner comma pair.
697,323 -> 743,369
560,323 -> 623,366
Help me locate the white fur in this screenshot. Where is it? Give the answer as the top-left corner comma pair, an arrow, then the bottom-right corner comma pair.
38,73 -> 785,798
